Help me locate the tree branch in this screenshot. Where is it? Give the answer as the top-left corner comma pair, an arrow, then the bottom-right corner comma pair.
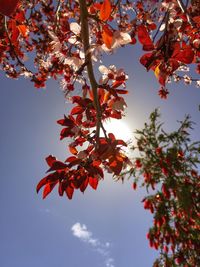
78,0 -> 102,144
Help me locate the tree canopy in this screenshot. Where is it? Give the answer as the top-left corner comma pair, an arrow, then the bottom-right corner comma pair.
0,0 -> 199,266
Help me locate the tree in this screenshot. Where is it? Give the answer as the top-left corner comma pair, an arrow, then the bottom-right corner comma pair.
0,0 -> 199,266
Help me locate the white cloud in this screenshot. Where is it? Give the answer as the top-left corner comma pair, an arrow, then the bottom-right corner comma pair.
71,222 -> 115,267
71,222 -> 98,246
106,258 -> 115,267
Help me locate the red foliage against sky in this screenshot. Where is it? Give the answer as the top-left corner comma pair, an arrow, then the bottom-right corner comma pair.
0,1 -> 199,266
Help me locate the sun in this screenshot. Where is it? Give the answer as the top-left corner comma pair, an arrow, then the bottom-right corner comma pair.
101,119 -> 133,142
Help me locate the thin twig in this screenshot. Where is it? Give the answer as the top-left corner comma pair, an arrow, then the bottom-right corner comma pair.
153,11 -> 169,43
176,0 -> 195,27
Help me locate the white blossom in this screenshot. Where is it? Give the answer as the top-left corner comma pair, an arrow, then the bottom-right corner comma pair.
183,75 -> 192,85
60,78 -> 68,91
64,57 -> 83,71
173,74 -> 180,82
20,71 -> 33,78
111,31 -> 132,49
98,65 -> 126,85
101,31 -> 131,52
39,58 -> 52,69
178,65 -> 190,72
196,80 -> 200,88
111,98 -> 127,111
68,22 -> 81,44
70,22 -> 81,35
48,31 -> 62,53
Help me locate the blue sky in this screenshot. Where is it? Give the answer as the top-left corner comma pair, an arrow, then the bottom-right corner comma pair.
1,45 -> 200,267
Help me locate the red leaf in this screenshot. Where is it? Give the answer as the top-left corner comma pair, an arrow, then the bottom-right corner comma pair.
58,182 -> 63,196
57,118 -> 65,125
110,111 -> 122,119
116,89 -> 128,94
66,156 -> 78,163
89,177 -> 98,190
93,165 -> 104,178
132,182 -> 137,190
193,16 -> 200,25
80,178 -> 89,193
57,115 -> 74,126
14,10 -> 25,22
111,80 -> 124,89
36,177 -> 48,193
0,0 -> 20,16
66,156 -> 81,167
108,132 -> 116,141
36,172 -> 59,193
47,161 -> 67,172
117,139 -> 127,146
60,128 -> 73,140
58,181 -> 65,196
158,88 -> 169,99
148,23 -> 157,31
9,20 -> 19,43
140,52 -> 154,70
137,25 -> 154,50
46,155 -> 56,167
43,181 -> 58,199
110,160 -> 123,175
99,0 -> 111,21
173,45 -> 194,64
142,44 -> 154,51
65,186 -> 74,199
102,25 -> 113,49
92,160 -> 101,167
71,106 -> 84,115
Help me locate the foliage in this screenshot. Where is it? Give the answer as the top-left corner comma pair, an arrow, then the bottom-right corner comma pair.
129,110 -> 200,266
0,0 -> 200,266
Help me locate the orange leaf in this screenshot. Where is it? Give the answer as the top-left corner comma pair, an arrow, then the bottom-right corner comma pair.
154,64 -> 167,86
17,24 -> 28,37
0,0 -> 20,16
69,145 -> 78,155
154,64 -> 161,80
100,0 -> 111,21
102,25 -> 113,49
103,91 -> 111,102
